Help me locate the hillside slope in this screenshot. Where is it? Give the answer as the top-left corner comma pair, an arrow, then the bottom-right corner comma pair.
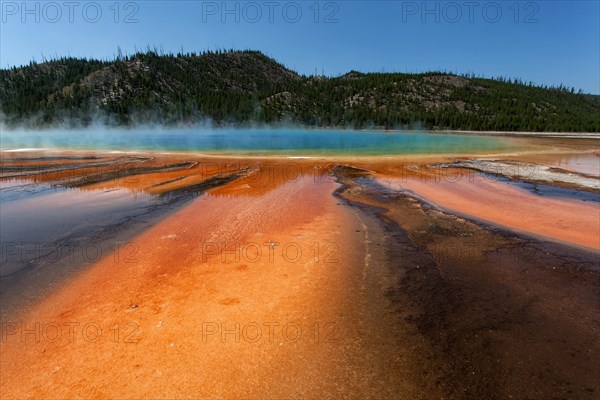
1,50 -> 598,131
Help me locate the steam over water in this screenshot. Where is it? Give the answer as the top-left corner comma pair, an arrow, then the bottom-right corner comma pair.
0,128 -> 511,155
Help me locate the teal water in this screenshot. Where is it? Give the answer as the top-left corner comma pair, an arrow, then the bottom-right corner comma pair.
0,128 -> 512,155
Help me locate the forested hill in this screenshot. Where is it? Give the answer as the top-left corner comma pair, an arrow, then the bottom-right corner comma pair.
1,50 -> 599,132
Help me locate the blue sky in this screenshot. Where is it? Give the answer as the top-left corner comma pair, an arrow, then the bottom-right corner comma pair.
1,1 -> 599,93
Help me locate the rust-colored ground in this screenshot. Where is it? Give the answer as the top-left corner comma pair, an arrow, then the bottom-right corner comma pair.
0,160 -> 435,398
379,171 -> 599,249
1,146 -> 598,399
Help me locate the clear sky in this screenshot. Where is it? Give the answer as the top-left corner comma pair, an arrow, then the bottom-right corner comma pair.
1,0 -> 599,93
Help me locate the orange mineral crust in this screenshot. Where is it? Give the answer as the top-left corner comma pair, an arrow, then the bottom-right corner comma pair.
380,172 -> 600,250
1,149 -> 599,399
0,172 -> 428,399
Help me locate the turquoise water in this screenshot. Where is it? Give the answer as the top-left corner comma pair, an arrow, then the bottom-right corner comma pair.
0,128 -> 511,155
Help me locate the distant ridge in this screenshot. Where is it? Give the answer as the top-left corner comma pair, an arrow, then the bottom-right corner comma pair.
1,50 -> 598,132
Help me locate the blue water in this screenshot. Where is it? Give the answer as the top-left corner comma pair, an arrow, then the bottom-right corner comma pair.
0,128 -> 511,155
